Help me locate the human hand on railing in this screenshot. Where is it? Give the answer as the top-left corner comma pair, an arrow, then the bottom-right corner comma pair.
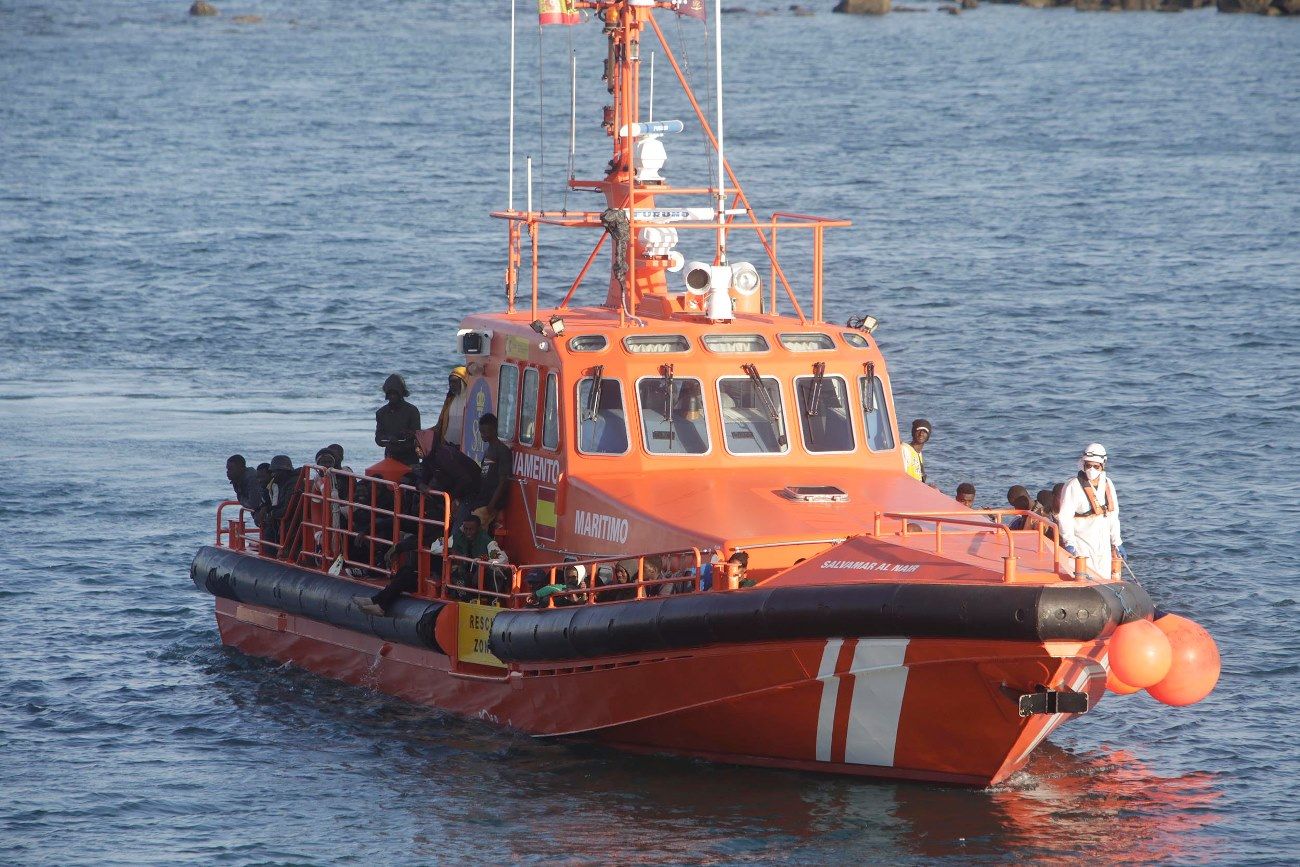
1063,543 -> 1078,556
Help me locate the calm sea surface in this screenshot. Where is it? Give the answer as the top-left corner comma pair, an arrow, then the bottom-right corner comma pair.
2,0 -> 1298,863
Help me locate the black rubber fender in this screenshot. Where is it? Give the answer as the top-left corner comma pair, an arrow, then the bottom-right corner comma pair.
489,580 -> 1153,663
190,546 -> 446,654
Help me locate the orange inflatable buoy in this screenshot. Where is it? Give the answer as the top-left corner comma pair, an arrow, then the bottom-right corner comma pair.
1106,667 -> 1140,695
1108,619 -> 1173,689
1146,613 -> 1221,707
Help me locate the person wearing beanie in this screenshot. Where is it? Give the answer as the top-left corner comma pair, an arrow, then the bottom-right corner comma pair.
375,373 -> 421,462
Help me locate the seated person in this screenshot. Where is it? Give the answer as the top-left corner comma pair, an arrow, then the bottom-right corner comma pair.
1006,485 -> 1041,531
354,514 -> 495,615
596,561 -> 637,602
955,483 -> 976,509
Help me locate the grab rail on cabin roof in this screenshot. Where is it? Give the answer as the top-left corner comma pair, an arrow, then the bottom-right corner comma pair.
871,510 -> 1082,582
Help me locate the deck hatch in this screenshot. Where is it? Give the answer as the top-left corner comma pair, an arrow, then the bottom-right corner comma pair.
782,485 -> 848,503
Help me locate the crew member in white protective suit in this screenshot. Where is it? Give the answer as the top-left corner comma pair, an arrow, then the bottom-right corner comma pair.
1056,443 -> 1128,578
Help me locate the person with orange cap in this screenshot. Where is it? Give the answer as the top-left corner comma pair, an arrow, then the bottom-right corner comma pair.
1057,443 -> 1126,578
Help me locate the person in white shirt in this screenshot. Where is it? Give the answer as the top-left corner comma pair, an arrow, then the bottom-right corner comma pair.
1056,443 -> 1127,578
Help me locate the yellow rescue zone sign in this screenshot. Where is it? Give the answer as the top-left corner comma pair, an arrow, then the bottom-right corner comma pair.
457,602 -> 506,668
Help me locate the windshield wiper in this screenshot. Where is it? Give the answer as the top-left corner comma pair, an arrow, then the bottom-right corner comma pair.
586,364 -> 605,422
806,362 -> 826,418
660,363 -> 676,450
863,361 -> 876,414
742,363 -> 787,448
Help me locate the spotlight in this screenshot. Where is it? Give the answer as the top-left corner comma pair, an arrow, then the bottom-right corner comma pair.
548,315 -> 566,336
847,314 -> 879,334
530,320 -> 546,335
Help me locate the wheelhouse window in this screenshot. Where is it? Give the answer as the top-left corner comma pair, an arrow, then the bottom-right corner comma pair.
795,373 -> 855,453
717,374 -> 788,455
637,375 -> 709,455
542,372 -> 559,450
568,335 -> 608,352
624,335 -> 690,354
497,364 -> 520,442
858,373 -> 896,451
576,371 -> 629,455
518,367 -> 540,447
702,334 -> 769,354
778,333 -> 835,352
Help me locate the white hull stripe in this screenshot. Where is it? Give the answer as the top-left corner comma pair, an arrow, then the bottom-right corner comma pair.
814,638 -> 844,762
843,639 -> 910,767
815,638 -> 910,766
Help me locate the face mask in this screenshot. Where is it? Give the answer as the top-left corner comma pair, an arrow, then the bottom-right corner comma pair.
1085,467 -> 1101,481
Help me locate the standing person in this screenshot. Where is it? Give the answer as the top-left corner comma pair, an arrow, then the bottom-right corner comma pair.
436,366 -> 471,451
470,414 -> 513,529
225,454 -> 262,512
902,419 -> 931,483
1056,443 -> 1126,578
263,454 -> 300,552
375,373 -> 421,463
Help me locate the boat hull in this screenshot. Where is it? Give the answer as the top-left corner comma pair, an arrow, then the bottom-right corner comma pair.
211,590 -> 1106,787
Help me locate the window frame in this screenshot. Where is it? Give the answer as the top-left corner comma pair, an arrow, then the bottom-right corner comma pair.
778,332 -> 836,352
857,374 -> 897,453
700,333 -> 772,354
518,366 -> 541,448
496,363 -> 521,443
634,374 -> 712,457
574,375 -> 632,457
542,371 -> 560,451
793,373 -> 857,455
715,374 -> 791,457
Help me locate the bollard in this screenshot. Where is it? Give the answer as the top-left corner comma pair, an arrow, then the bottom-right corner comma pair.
1074,555 -> 1088,581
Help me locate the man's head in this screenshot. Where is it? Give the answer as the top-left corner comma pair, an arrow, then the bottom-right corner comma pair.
256,463 -> 271,485
327,444 -> 345,466
911,419 -> 932,447
1080,443 -> 1107,479
459,514 -> 483,538
727,550 -> 749,580
269,454 -> 294,478
315,448 -> 337,469
479,413 -> 499,441
956,482 -> 976,508
1006,485 -> 1033,511
1037,488 -> 1055,513
383,373 -> 409,401
226,454 -> 247,482
448,366 -> 468,396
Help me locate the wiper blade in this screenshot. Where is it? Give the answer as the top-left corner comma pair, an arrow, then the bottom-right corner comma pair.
863,361 -> 876,413
806,361 -> 826,418
586,364 -> 604,422
742,362 -> 787,448
660,363 -> 676,450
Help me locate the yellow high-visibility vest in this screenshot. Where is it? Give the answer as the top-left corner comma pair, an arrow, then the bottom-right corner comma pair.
902,443 -> 925,482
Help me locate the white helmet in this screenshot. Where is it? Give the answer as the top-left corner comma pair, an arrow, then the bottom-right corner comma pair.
1081,443 -> 1108,467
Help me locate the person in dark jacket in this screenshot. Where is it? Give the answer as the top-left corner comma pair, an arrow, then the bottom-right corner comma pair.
471,413 -> 513,528
226,454 -> 263,512
415,433 -> 481,527
375,374 -> 421,464
262,454 -> 299,553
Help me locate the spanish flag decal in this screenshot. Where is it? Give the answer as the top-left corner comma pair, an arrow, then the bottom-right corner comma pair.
535,485 -> 558,542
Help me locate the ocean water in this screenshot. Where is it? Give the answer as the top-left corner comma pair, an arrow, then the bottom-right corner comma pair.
2,0 -> 1298,863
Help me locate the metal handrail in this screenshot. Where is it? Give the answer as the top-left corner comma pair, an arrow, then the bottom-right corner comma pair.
871,510 -> 1062,583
